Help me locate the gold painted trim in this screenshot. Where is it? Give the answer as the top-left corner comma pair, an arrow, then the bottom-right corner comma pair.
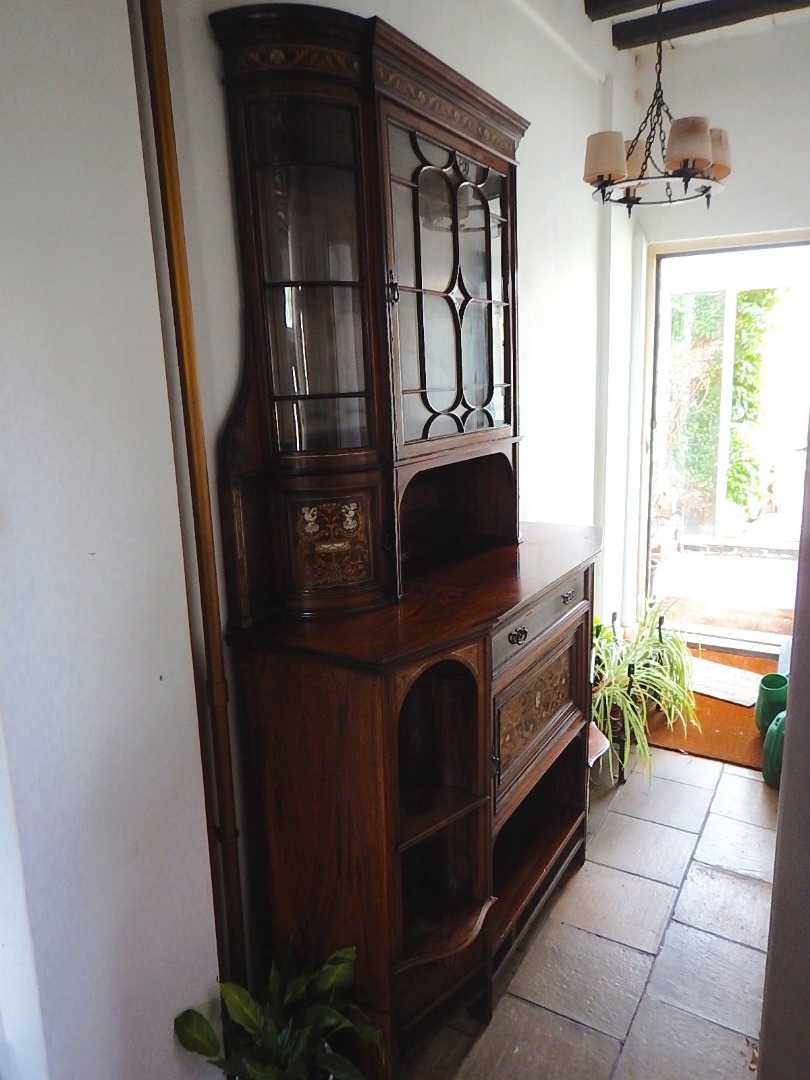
234,43 -> 361,80
138,0 -> 245,983
375,60 -> 514,157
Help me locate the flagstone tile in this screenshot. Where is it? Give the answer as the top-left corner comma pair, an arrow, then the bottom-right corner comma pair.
612,770 -> 713,832
694,813 -> 776,883
711,770 -> 779,830
587,811 -> 696,886
453,995 -> 619,1080
649,747 -> 723,789
674,861 -> 772,952
510,917 -> 652,1039
401,1024 -> 474,1080
551,860 -> 676,953
615,996 -> 756,1080
648,921 -> 766,1038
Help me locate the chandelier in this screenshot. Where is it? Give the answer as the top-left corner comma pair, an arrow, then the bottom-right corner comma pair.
583,0 -> 730,214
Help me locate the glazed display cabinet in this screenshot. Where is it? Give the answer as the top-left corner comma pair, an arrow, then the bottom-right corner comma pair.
210,6 -> 600,1077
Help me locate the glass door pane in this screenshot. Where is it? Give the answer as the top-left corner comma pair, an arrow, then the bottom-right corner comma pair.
388,120 -> 511,445
250,101 -> 371,453
648,245 -> 810,648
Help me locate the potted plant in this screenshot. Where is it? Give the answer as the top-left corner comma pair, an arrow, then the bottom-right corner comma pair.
591,603 -> 699,782
174,945 -> 385,1079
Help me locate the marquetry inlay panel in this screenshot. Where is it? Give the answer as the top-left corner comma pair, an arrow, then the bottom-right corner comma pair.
290,495 -> 373,590
498,650 -> 571,774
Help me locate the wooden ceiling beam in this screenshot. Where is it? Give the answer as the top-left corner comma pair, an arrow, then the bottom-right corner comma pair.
610,0 -> 810,48
585,1 -> 664,19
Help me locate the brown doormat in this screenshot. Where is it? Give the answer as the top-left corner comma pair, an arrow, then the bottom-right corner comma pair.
647,648 -> 778,770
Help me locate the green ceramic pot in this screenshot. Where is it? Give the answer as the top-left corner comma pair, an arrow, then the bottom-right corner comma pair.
755,673 -> 788,736
763,710 -> 786,789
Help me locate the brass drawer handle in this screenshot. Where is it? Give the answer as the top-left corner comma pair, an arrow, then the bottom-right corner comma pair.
561,589 -> 575,606
507,625 -> 528,646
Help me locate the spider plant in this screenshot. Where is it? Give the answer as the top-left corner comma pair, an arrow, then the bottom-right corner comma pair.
591,604 -> 699,780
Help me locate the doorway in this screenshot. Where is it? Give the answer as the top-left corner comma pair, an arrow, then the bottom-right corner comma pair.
646,243 -> 810,651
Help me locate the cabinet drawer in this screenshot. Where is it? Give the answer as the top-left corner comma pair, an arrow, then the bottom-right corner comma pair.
493,634 -> 580,812
491,573 -> 584,672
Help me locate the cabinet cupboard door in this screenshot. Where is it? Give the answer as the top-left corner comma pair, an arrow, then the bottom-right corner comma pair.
493,621 -> 586,815
384,111 -> 515,453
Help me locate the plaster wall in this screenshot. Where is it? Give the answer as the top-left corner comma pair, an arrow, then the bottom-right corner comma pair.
0,2 -> 219,1077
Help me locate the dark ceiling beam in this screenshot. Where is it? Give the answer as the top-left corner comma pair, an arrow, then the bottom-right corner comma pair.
585,1 -> 664,19
611,0 -> 810,48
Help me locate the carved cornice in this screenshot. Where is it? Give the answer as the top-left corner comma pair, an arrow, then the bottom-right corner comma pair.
375,60 -> 515,158
233,44 -> 361,81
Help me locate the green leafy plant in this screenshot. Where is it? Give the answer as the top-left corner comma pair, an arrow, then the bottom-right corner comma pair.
174,946 -> 384,1080
592,604 -> 699,779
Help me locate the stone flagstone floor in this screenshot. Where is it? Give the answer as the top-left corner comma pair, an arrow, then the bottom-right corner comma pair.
402,747 -> 777,1079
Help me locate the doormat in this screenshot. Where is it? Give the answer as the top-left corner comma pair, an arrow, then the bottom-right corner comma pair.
647,648 -> 776,770
690,657 -> 762,707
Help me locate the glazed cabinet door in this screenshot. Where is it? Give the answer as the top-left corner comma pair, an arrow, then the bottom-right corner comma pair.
248,96 -> 374,458
382,104 -> 518,459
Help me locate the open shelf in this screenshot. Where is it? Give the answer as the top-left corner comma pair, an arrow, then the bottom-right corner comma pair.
491,733 -> 587,955
399,788 -> 489,852
395,895 -> 495,972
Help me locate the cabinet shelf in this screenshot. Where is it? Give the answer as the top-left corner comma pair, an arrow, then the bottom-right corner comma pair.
399,788 -> 489,852
396,895 -> 495,973
491,806 -> 584,952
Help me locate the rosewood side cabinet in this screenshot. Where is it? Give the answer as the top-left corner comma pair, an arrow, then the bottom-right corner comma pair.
209,6 -> 602,1077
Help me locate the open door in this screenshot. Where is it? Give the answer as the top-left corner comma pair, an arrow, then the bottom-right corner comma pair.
647,243 -> 810,651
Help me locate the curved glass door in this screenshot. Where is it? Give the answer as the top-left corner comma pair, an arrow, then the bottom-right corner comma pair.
250,101 -> 370,453
388,121 -> 511,445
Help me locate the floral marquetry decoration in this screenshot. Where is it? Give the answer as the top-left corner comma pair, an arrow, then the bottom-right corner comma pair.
291,497 -> 374,591
498,651 -> 571,775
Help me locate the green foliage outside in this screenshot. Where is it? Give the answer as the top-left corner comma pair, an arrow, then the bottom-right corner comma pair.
666,287 -> 779,529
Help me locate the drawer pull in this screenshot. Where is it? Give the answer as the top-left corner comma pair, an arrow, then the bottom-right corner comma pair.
561,589 -> 575,606
507,625 -> 528,646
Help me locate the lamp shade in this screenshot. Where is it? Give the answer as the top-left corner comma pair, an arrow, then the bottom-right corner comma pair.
709,127 -> 731,180
665,116 -> 712,172
584,131 -> 627,184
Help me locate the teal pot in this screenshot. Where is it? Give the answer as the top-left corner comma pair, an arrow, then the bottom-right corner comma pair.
755,673 -> 788,736
763,710 -> 787,789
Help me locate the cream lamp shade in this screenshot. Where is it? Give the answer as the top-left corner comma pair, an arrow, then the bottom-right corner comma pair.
665,116 -> 712,172
709,127 -> 731,180
584,131 -> 627,184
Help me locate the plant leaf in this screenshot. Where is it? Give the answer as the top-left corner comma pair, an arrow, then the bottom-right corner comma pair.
243,1062 -> 282,1080
319,1050 -> 366,1080
221,982 -> 266,1036
313,948 -> 356,995
303,1003 -> 352,1035
173,1009 -> 220,1057
343,1006 -> 385,1058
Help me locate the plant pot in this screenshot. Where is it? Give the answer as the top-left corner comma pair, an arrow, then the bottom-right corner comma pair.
763,710 -> 786,789
755,673 -> 788,736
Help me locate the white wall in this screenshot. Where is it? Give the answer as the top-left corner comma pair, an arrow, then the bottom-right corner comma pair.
0,2 -> 219,1078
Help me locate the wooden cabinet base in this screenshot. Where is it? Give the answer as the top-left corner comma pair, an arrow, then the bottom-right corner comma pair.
230,523 -> 600,1077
